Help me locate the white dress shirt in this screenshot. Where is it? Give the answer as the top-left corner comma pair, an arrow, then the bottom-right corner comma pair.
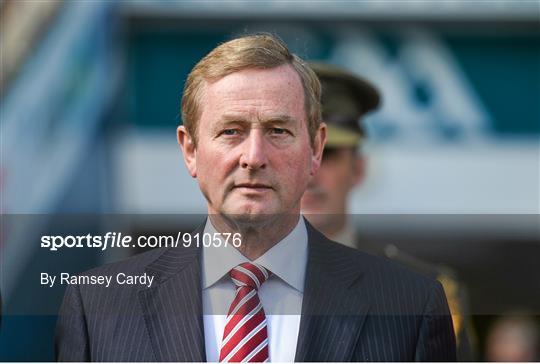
202,216 -> 308,362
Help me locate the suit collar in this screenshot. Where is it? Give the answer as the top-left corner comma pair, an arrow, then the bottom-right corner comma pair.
139,221 -> 206,362
138,218 -> 371,362
143,222 -> 205,283
295,220 -> 371,362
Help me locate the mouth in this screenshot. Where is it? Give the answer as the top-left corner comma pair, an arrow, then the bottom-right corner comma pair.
233,183 -> 273,192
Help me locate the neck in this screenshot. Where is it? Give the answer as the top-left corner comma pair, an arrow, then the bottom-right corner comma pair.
208,213 -> 301,260
321,218 -> 346,240
304,212 -> 346,240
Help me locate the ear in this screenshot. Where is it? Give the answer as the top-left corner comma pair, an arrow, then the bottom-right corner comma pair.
351,154 -> 366,187
177,125 -> 197,178
310,122 -> 327,176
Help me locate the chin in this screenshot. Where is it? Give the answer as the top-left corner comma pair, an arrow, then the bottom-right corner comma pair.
224,203 -> 274,219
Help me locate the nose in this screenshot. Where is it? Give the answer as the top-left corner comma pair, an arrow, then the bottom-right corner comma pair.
239,129 -> 268,171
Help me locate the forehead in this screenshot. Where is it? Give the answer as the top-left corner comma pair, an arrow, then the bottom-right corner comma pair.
199,64 -> 306,122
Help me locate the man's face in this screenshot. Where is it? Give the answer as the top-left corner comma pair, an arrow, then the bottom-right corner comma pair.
301,147 -> 364,225
178,64 -> 325,222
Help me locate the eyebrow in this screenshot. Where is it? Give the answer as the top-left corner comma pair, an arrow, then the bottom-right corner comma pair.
263,115 -> 297,125
218,114 -> 298,126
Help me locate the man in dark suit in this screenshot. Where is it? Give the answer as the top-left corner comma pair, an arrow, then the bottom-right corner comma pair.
56,34 -> 456,362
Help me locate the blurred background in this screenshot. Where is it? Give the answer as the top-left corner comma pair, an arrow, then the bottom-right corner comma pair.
0,0 -> 539,361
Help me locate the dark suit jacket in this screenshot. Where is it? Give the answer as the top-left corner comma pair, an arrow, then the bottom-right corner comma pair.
55,220 -> 456,361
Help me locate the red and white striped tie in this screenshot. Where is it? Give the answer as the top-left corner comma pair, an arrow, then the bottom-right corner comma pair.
219,262 -> 271,362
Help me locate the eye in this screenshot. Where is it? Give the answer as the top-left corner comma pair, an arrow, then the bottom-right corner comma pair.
271,128 -> 288,135
221,129 -> 239,136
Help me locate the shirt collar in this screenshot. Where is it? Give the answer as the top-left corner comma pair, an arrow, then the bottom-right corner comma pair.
201,216 -> 308,293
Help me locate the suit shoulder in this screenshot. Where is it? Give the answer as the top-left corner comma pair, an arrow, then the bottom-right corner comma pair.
309,229 -> 445,314
321,236 -> 441,292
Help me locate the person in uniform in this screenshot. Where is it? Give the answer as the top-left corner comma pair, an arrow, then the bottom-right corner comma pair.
301,62 -> 477,361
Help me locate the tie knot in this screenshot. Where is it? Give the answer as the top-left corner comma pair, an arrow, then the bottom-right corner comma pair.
229,262 -> 271,290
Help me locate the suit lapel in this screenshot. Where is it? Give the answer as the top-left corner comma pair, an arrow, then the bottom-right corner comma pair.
138,224 -> 206,362
295,221 -> 371,362
137,219 -> 370,361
